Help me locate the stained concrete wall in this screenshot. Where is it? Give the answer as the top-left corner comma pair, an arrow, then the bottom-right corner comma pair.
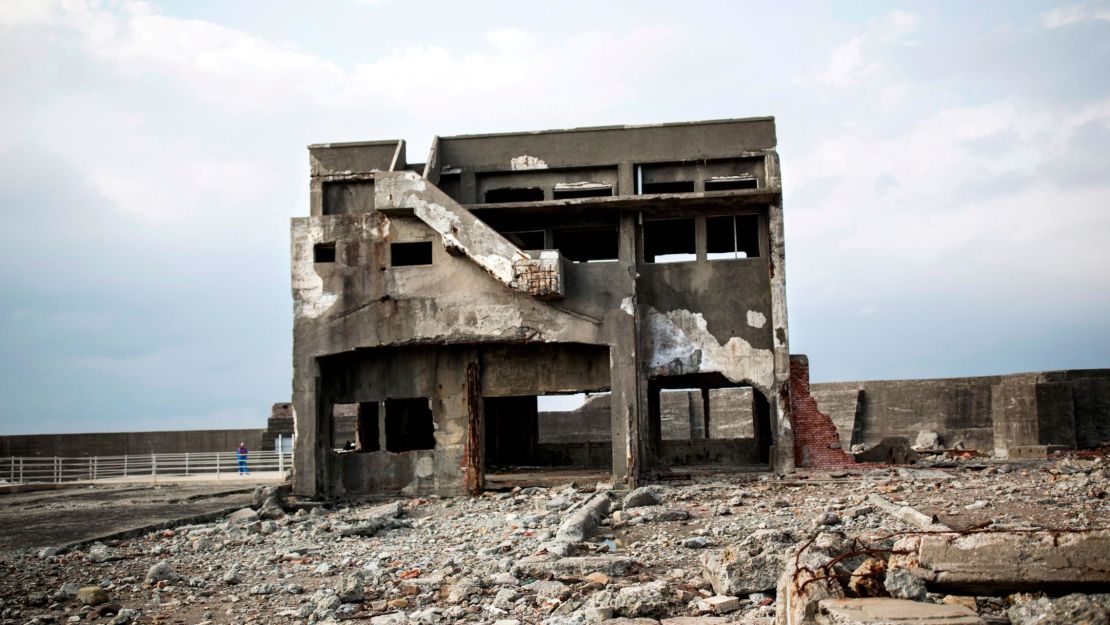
810,368 -> 1110,454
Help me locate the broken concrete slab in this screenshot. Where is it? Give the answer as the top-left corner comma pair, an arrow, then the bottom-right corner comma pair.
889,530 -> 1110,593
702,528 -> 798,595
853,437 -> 918,464
512,555 -> 638,580
815,598 -> 983,624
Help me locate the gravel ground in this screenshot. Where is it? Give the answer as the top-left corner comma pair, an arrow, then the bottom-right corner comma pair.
0,454 -> 1106,625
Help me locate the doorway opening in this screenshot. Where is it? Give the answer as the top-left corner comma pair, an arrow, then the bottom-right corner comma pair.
484,391 -> 612,488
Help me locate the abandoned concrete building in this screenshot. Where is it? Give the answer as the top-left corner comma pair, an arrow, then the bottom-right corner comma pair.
289,117 -> 1110,499
291,118 -> 792,498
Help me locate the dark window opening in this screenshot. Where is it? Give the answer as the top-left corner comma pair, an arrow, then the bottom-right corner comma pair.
355,402 -> 380,452
706,215 -> 760,260
553,184 -> 613,200
505,230 -> 546,250
641,180 -> 694,194
314,242 -> 337,263
643,218 -> 696,264
485,187 -> 545,203
390,241 -> 433,266
553,228 -> 619,262
385,398 -> 435,452
705,176 -> 758,191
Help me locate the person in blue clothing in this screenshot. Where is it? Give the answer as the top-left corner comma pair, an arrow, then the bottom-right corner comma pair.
236,442 -> 249,475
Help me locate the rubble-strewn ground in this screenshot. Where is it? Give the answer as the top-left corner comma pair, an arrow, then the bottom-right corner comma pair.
1,454 -> 1107,625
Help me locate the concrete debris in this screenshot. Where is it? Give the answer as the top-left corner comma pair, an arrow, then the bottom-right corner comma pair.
701,528 -> 798,595
1,455 -> 1107,625
1006,592 -> 1110,625
913,431 -> 942,451
815,598 -> 983,624
853,437 -> 919,464
884,568 -> 928,601
889,530 -> 1110,593
623,487 -> 663,509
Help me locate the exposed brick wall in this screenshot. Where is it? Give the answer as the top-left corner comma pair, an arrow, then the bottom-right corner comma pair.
790,355 -> 856,469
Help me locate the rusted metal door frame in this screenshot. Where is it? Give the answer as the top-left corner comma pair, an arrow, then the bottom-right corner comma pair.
464,361 -> 484,494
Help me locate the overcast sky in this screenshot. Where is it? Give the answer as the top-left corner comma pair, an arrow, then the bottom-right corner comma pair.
1,1 -> 1108,434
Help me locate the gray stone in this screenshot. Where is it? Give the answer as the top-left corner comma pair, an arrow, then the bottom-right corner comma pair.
682,536 -> 709,549
337,575 -> 364,603
249,583 -> 279,595
612,581 -> 669,617
75,587 -> 109,606
145,561 -> 182,584
884,568 -> 927,601
622,488 -> 662,509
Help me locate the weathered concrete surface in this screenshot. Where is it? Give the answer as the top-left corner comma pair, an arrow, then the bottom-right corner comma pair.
815,598 -> 983,625
0,483 -> 258,552
292,118 -> 793,499
890,530 -> 1110,593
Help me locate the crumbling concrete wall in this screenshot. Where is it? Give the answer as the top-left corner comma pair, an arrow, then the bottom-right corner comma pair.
811,368 -> 1110,455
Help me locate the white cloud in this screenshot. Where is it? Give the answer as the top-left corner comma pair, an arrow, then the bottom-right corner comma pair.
813,10 -> 920,87
1041,2 -> 1110,28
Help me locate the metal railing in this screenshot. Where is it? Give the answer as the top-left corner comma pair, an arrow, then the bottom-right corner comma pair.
0,449 -> 292,484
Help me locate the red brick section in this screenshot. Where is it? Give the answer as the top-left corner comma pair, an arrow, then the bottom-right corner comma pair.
790,355 -> 856,469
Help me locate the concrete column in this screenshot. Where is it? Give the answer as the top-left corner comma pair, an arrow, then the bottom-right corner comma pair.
767,195 -> 795,474
607,212 -> 644,486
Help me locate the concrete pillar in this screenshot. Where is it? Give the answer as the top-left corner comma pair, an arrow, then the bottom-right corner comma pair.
607,212 -> 644,486
767,196 -> 795,474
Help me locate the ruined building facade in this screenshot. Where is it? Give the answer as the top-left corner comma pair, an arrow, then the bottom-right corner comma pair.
291,118 -> 793,498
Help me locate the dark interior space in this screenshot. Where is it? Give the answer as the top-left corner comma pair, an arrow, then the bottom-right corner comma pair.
384,398 -> 435,452
390,241 -> 433,266
641,180 -> 695,194
504,230 -> 546,250
706,214 -> 760,260
314,242 -> 336,263
552,185 -> 613,200
554,228 -> 619,262
705,176 -> 758,191
485,187 -> 545,203
643,218 -> 696,263
484,393 -> 613,477
355,402 -> 380,452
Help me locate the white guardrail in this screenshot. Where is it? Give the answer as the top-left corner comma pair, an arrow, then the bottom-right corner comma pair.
0,449 -> 293,484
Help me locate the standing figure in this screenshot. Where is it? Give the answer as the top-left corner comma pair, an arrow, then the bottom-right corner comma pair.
236,442 -> 249,475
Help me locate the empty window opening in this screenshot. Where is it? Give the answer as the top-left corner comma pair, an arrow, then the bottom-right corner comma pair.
384,398 -> 435,452
648,379 -> 772,469
390,241 -> 433,267
641,180 -> 694,195
355,402 -> 380,452
330,403 -> 359,451
485,187 -> 545,203
705,176 -> 758,191
706,215 -> 760,260
644,218 -> 696,263
659,388 -> 706,440
314,242 -> 337,263
553,182 -> 613,200
505,230 -> 546,250
554,228 -> 619,263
